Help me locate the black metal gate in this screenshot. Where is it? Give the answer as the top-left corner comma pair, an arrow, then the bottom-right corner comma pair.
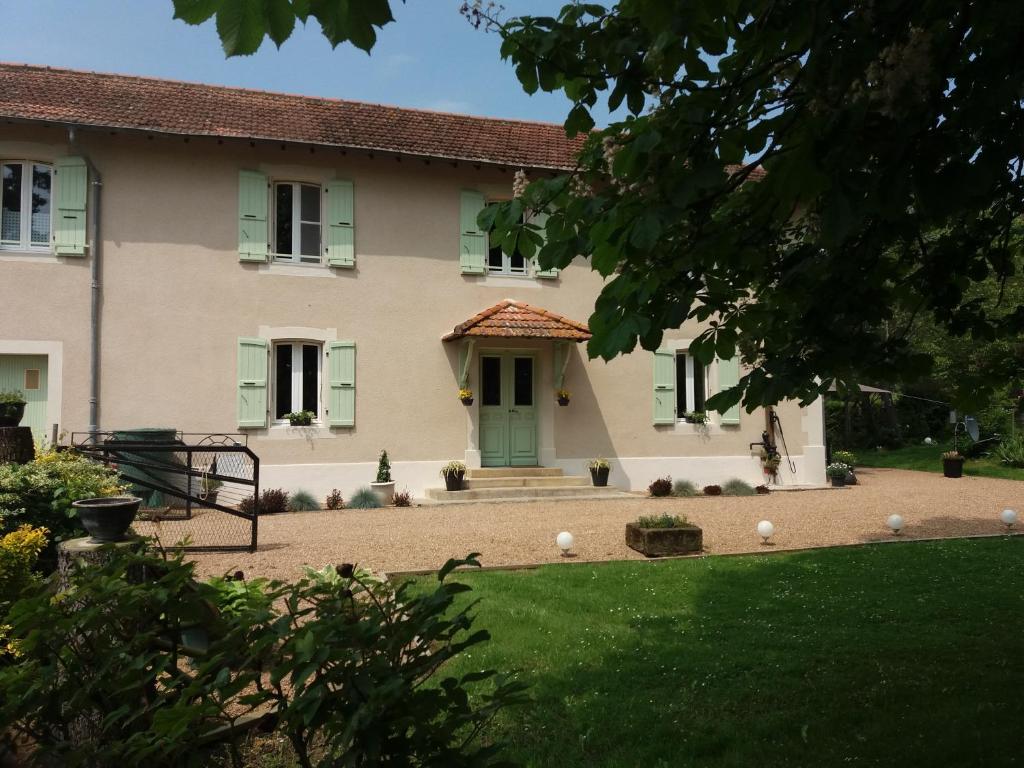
71,432 -> 259,552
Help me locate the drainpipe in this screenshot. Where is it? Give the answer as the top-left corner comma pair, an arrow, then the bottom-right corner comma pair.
67,127 -> 102,433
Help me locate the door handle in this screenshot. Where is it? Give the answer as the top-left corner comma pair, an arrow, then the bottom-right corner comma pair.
508,409 -> 518,413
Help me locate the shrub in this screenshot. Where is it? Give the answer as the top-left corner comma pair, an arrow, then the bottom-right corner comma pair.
325,488 -> 344,510
588,458 -> 610,470
722,478 -> 756,496
376,449 -> 393,483
288,489 -> 320,512
439,460 -> 466,478
393,489 -> 412,507
239,488 -> 289,515
832,449 -> 858,467
672,479 -> 698,497
993,434 -> 1024,468
826,462 -> 850,478
0,525 -> 47,616
636,513 -> 689,528
0,547 -> 525,766
648,477 -> 673,497
755,484 -> 771,495
0,390 -> 26,405
348,487 -> 381,509
703,484 -> 723,496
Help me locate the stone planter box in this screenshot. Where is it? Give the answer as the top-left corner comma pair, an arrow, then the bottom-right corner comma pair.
625,522 -> 703,557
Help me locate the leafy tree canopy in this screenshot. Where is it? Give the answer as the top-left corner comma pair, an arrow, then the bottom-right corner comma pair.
172,0 -> 1024,412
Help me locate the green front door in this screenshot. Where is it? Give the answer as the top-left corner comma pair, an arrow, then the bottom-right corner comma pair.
479,353 -> 538,467
0,354 -> 49,442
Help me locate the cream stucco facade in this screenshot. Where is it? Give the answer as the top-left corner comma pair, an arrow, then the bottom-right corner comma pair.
0,122 -> 826,496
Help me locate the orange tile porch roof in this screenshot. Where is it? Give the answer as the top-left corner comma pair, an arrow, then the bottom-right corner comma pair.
0,63 -> 586,170
443,299 -> 592,342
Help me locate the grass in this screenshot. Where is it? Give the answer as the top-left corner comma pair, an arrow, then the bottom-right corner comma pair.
420,538 -> 1023,767
856,440 -> 1024,481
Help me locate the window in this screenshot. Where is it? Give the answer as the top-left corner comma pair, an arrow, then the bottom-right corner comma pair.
1,161 -> 52,251
274,182 -> 321,263
273,342 -> 322,421
24,369 -> 41,390
485,202 -> 528,275
675,352 -> 707,417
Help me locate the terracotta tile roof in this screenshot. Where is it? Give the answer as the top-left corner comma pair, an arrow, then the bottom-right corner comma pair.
0,63 -> 586,170
443,299 -> 592,342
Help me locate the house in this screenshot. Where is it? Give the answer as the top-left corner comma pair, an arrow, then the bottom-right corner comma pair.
0,63 -> 826,497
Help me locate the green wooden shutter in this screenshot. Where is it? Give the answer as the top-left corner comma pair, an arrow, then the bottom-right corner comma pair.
327,341 -> 356,427
237,337 -> 268,428
54,157 -> 87,256
717,356 -> 741,425
532,211 -> 559,279
459,190 -> 485,274
326,180 -> 355,268
238,170 -> 268,262
653,349 -> 676,425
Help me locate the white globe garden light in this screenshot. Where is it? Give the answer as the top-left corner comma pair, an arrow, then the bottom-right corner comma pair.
757,520 -> 775,544
887,514 -> 904,535
556,531 -> 574,555
1000,509 -> 1018,530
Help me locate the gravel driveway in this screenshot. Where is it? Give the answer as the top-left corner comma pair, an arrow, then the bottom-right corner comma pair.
186,468 -> 1021,580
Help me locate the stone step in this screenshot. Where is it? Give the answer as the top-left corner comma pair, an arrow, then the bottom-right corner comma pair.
424,484 -> 624,502
464,475 -> 590,489
465,467 -> 564,479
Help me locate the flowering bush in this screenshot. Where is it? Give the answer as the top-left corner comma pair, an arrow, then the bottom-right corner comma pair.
826,462 -> 851,478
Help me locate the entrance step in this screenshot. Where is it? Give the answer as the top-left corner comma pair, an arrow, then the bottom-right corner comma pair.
464,475 -> 589,490
424,484 -> 625,502
466,467 -> 563,479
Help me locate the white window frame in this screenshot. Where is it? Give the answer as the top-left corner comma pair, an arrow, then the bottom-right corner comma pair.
485,199 -> 530,277
675,351 -> 708,420
272,181 -> 322,265
271,341 -> 323,424
1,160 -> 53,253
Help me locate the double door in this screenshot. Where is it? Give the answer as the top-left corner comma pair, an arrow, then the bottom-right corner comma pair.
479,353 -> 538,467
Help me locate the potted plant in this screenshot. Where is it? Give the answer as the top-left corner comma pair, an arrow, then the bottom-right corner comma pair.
762,452 -> 781,477
942,450 -> 965,478
556,388 -> 571,406
72,496 -> 143,542
371,449 -> 395,505
285,410 -> 314,426
588,458 -> 610,487
440,460 -> 467,491
832,449 -> 858,485
458,388 -> 474,406
0,390 -> 27,428
626,513 -> 703,557
826,462 -> 849,487
683,411 -> 709,424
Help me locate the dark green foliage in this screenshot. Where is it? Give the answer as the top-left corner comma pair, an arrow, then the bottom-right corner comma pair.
239,488 -> 289,516
0,548 -> 526,767
348,487 -> 381,509
647,477 -> 672,497
325,488 -> 344,510
993,433 -> 1024,468
671,479 -> 698,497
636,513 -> 689,529
375,449 -> 392,484
287,489 -> 319,512
703,485 -> 722,496
393,489 -> 412,507
0,390 -> 25,405
858,441 -> 1024,481
721,479 -> 755,497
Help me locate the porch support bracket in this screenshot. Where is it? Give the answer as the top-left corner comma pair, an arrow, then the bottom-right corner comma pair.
554,341 -> 570,391
458,339 -> 475,389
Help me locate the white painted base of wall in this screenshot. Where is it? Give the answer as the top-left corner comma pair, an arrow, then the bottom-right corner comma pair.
260,450 -> 827,499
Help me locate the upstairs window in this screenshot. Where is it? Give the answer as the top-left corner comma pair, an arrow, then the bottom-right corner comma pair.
274,341 -> 322,421
485,202 -> 528,275
675,352 -> 707,417
1,161 -> 52,251
274,182 -> 321,264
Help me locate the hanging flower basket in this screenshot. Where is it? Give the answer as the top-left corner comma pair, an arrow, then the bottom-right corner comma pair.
556,388 -> 571,407
458,388 -> 474,406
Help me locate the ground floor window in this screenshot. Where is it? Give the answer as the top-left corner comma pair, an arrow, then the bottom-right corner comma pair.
675,352 -> 706,417
274,341 -> 321,420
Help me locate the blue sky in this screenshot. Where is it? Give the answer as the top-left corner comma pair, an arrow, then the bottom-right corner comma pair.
0,0 -> 602,125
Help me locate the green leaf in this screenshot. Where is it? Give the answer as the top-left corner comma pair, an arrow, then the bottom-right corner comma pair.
264,0 -> 296,46
172,0 -> 219,24
216,0 -> 267,56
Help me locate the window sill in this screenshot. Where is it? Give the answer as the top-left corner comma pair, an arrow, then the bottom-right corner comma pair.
472,273 -> 546,289
0,248 -> 60,263
264,423 -> 338,440
258,260 -> 338,278
662,420 -> 729,436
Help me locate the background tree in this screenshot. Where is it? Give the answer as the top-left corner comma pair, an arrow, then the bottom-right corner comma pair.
172,0 -> 1024,413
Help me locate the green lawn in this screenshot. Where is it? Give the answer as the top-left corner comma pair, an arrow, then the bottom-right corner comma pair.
856,440 -> 1024,481
426,539 -> 1023,767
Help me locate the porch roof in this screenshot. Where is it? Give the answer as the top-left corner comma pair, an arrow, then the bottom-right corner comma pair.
442,299 -> 592,342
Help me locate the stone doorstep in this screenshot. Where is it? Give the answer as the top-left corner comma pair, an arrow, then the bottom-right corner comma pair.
423,484 -> 628,502
464,475 -> 590,489
466,467 -> 564,479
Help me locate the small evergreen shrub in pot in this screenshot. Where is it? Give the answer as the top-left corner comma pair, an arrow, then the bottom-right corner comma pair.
626,512 -> 702,556
588,458 -> 610,487
941,451 -> 965,478
703,484 -> 722,496
648,477 -> 673,497
0,390 -> 26,428
440,461 -> 466,491
371,449 -> 395,505
672,479 -> 698,497
826,462 -> 850,487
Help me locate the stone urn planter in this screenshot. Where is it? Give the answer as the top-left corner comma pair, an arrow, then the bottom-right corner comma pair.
370,482 -> 395,506
72,496 -> 143,543
943,456 -> 965,478
625,522 -> 703,557
590,466 -> 610,487
0,401 -> 26,428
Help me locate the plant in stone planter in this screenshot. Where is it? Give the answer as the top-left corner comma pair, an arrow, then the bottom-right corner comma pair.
942,450 -> 965,478
683,411 -> 709,424
587,458 -> 610,487
626,512 -> 702,557
440,460 -> 467,491
458,387 -> 474,405
0,390 -> 27,428
371,449 -> 396,505
285,410 -> 315,426
556,388 -> 571,406
826,462 -> 850,487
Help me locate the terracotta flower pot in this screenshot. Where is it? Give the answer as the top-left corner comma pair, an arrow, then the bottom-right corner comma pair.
72,496 -> 142,543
